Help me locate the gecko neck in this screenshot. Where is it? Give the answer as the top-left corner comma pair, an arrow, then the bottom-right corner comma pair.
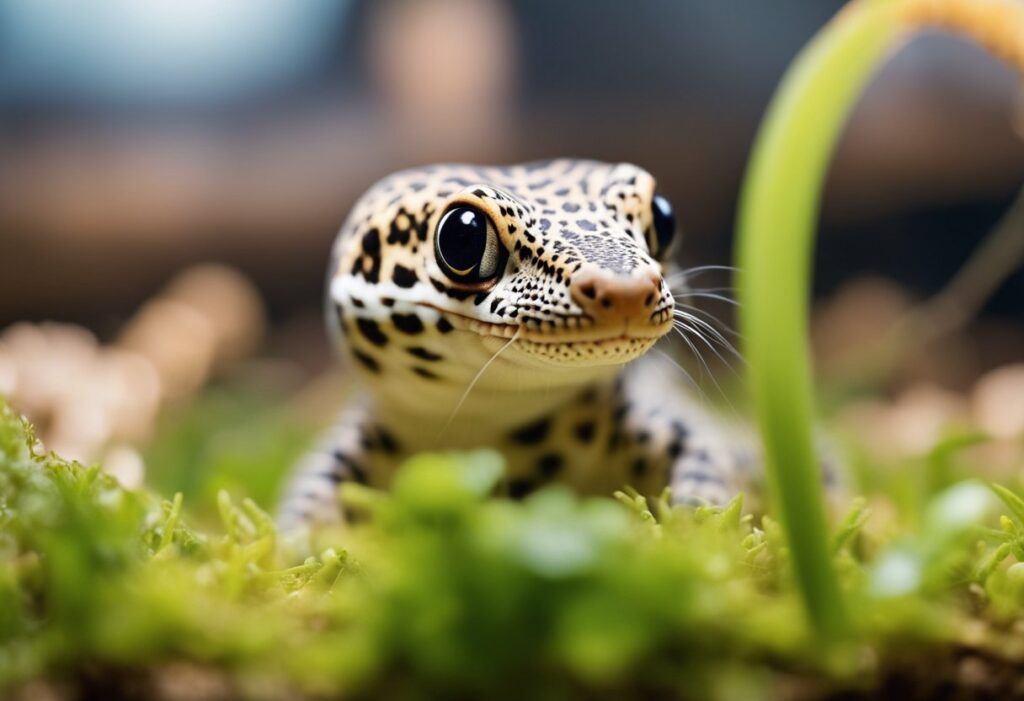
364,363 -> 620,451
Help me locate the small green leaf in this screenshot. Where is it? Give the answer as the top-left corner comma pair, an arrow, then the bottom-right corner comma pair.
976,542 -> 1013,583
831,497 -> 870,555
991,484 -> 1024,526
157,492 -> 184,553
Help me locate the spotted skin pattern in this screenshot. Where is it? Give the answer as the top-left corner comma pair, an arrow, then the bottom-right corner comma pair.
279,160 -> 746,528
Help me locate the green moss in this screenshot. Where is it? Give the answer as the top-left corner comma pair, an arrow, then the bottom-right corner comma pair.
2,396 -> 1024,699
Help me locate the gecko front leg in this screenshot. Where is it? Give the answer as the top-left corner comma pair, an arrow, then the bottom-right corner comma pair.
615,363 -> 747,508
277,403 -> 383,531
664,424 -> 743,507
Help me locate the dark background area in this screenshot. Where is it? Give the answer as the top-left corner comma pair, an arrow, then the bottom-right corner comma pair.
1,0 -> 1021,350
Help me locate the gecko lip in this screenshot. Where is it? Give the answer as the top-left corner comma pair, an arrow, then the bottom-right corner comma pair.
417,302 -> 674,345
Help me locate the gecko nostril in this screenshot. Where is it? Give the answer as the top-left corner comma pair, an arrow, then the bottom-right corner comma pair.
570,271 -> 662,321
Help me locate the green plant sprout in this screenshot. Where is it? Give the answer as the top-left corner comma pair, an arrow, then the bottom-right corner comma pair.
736,0 -> 1024,640
5,388 -> 1024,695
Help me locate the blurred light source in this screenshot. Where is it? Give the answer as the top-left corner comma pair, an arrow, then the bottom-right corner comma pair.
0,0 -> 349,104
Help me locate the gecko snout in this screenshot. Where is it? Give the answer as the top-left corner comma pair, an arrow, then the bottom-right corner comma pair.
570,270 -> 663,326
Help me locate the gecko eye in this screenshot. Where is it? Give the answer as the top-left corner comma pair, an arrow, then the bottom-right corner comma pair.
648,194 -> 676,260
435,205 -> 501,283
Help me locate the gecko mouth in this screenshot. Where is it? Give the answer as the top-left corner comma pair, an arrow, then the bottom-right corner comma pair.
513,335 -> 662,366
419,303 -> 673,342
419,303 -> 673,366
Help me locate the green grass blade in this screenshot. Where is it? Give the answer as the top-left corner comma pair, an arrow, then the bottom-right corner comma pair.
736,0 -> 905,639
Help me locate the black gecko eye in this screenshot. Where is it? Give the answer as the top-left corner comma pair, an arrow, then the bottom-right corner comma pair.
648,193 -> 677,260
435,205 -> 501,283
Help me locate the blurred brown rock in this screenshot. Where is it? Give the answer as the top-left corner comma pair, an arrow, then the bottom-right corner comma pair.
972,363 -> 1024,438
161,263 -> 266,368
119,298 -> 217,404
838,383 -> 968,458
0,264 -> 265,478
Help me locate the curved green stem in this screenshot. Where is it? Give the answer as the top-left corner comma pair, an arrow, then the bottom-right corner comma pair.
736,0 -> 906,639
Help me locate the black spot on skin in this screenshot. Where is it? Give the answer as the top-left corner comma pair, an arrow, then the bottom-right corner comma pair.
377,427 -> 399,454
508,478 -> 535,499
362,256 -> 381,284
667,440 -> 685,460
387,218 -> 410,245
393,265 -> 418,288
412,366 -> 439,379
430,277 -> 475,301
414,217 -> 430,242
392,313 -> 425,334
537,453 -> 563,478
671,420 -> 690,441
667,422 -> 690,459
446,287 -> 475,301
474,292 -> 489,306
576,219 -> 597,231
350,464 -> 369,484
352,349 -> 380,372
332,451 -> 367,484
351,298 -> 365,308
437,317 -> 455,334
511,417 -> 551,445
356,229 -> 383,283
631,458 -> 648,478
381,297 -> 395,307
361,228 -> 381,255
574,421 -> 596,443
407,346 -> 442,361
562,202 -> 580,213
356,318 -> 388,347
359,433 -> 377,452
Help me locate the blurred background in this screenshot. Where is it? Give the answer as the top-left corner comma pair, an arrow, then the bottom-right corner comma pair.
0,0 -> 1021,508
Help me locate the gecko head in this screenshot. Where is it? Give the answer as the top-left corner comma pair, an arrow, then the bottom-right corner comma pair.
329,160 -> 678,388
